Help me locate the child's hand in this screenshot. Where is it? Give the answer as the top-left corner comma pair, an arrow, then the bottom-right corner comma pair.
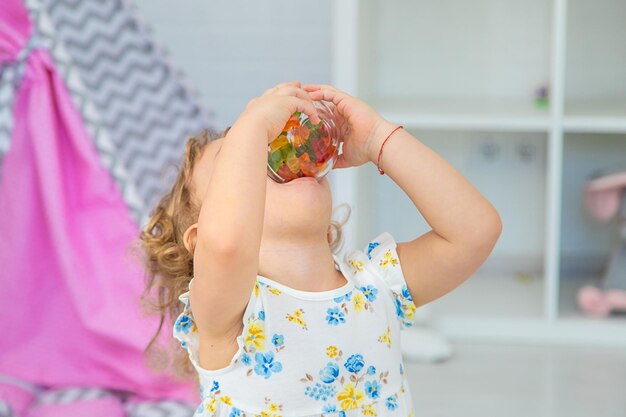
239,81 -> 322,143
302,84 -> 389,169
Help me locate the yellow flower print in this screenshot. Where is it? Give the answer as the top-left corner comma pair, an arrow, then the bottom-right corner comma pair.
269,403 -> 280,412
260,412 -> 282,417
353,292 -> 365,312
326,345 -> 338,358
349,259 -> 364,273
206,398 -> 217,413
285,308 -> 308,330
404,301 -> 417,321
258,397 -> 283,417
362,403 -> 377,416
254,279 -> 260,297
337,383 -> 365,410
268,287 -> 282,295
245,321 -> 266,350
378,250 -> 399,269
378,325 -> 391,348
219,396 -> 233,406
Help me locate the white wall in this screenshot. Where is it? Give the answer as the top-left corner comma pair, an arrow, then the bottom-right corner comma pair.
131,0 -> 332,125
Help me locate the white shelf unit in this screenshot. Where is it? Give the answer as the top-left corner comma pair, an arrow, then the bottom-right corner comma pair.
329,0 -> 626,347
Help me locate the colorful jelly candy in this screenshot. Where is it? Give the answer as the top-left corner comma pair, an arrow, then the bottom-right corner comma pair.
267,100 -> 339,183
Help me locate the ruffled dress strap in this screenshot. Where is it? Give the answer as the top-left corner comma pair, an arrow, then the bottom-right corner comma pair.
361,231 -> 418,329
172,279 -> 200,366
172,277 -> 261,378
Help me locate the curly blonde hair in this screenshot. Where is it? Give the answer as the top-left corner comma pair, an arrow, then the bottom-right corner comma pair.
135,128 -> 351,380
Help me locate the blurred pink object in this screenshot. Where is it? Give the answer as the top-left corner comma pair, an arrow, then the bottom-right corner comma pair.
578,285 -> 626,318
578,170 -> 626,317
0,0 -> 197,413
583,171 -> 626,222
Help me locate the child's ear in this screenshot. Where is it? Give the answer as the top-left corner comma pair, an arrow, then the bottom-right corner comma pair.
183,223 -> 198,254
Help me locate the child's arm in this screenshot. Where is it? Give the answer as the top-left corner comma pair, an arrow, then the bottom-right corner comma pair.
303,84 -> 502,309
365,120 -> 502,308
190,82 -> 321,342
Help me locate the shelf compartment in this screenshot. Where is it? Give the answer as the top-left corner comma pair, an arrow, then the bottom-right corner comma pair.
429,272 -> 545,320
355,129 -> 548,320
558,132 -> 626,321
564,0 -> 626,121
373,97 -> 551,132
357,0 -> 552,122
563,99 -> 626,133
431,315 -> 626,347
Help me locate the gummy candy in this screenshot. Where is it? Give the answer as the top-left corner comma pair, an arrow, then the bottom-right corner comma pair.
285,152 -> 300,173
267,100 -> 339,183
299,152 -> 318,177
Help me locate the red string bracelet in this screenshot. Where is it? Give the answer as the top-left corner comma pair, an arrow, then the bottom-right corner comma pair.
377,125 -> 404,175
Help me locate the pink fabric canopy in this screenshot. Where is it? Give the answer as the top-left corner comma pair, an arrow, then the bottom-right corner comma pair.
0,0 -> 197,413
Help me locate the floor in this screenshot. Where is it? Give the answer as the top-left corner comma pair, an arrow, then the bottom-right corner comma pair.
404,342 -> 626,417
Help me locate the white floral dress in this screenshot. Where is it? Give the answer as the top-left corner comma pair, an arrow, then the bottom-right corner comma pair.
173,231 -> 418,417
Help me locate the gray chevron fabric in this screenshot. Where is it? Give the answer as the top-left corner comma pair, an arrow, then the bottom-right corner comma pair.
18,0 -> 223,228
125,399 -> 196,417
33,387 -> 195,417
0,64 -> 18,179
0,384 -> 195,417
0,401 -> 15,417
0,29 -> 43,180
0,370 -> 198,417
33,386 -> 115,405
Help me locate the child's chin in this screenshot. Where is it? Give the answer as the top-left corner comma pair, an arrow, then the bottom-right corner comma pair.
274,178 -> 330,203
280,176 -> 321,185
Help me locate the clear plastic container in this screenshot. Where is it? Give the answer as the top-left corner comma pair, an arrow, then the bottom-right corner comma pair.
267,100 -> 340,183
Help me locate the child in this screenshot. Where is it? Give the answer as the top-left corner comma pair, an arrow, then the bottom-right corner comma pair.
138,81 -> 502,416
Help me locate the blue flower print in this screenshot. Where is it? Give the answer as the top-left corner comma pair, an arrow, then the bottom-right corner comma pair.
344,353 -> 365,373
359,285 -> 378,302
366,241 -> 380,259
241,353 -> 251,366
229,408 -> 241,417
319,362 -> 339,383
333,291 -> 352,303
365,380 -> 381,399
258,310 -> 265,321
395,297 -> 404,319
210,380 -> 219,392
175,315 -> 193,334
272,333 -> 284,348
401,284 -> 413,301
254,351 -> 283,379
339,412 -> 346,417
322,404 -> 338,413
367,365 -> 376,375
386,396 -> 398,410
304,382 -> 336,401
326,307 -> 346,325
